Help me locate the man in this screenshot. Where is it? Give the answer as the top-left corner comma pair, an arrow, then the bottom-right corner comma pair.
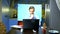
29,6 -> 39,19
21,6 -> 40,32
29,6 -> 39,32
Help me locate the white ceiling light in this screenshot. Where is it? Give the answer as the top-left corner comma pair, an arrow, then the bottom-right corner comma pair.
2,7 -> 9,12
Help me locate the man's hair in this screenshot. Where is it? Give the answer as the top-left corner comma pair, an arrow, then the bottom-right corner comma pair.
29,6 -> 35,10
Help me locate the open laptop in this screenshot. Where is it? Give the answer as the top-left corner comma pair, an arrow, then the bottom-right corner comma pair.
23,19 -> 39,30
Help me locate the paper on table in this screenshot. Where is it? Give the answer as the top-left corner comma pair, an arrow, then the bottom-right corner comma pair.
11,25 -> 22,28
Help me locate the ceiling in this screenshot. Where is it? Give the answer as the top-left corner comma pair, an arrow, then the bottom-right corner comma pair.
2,0 -> 48,9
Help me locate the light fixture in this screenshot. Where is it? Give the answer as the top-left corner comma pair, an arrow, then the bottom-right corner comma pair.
2,7 -> 9,13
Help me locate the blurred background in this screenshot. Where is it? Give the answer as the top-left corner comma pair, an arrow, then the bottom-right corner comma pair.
0,0 -> 60,34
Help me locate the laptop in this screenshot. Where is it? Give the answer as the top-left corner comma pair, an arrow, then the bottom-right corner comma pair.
23,19 -> 39,30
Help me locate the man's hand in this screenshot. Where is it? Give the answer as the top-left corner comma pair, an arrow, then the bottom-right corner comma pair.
30,14 -> 34,19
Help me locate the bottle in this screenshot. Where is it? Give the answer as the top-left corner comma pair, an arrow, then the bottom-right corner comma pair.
42,23 -> 47,34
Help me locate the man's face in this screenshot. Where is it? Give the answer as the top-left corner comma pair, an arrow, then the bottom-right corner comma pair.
29,8 -> 34,14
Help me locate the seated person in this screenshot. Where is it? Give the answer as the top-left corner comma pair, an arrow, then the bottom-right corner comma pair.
21,6 -> 40,32
28,6 -> 40,32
